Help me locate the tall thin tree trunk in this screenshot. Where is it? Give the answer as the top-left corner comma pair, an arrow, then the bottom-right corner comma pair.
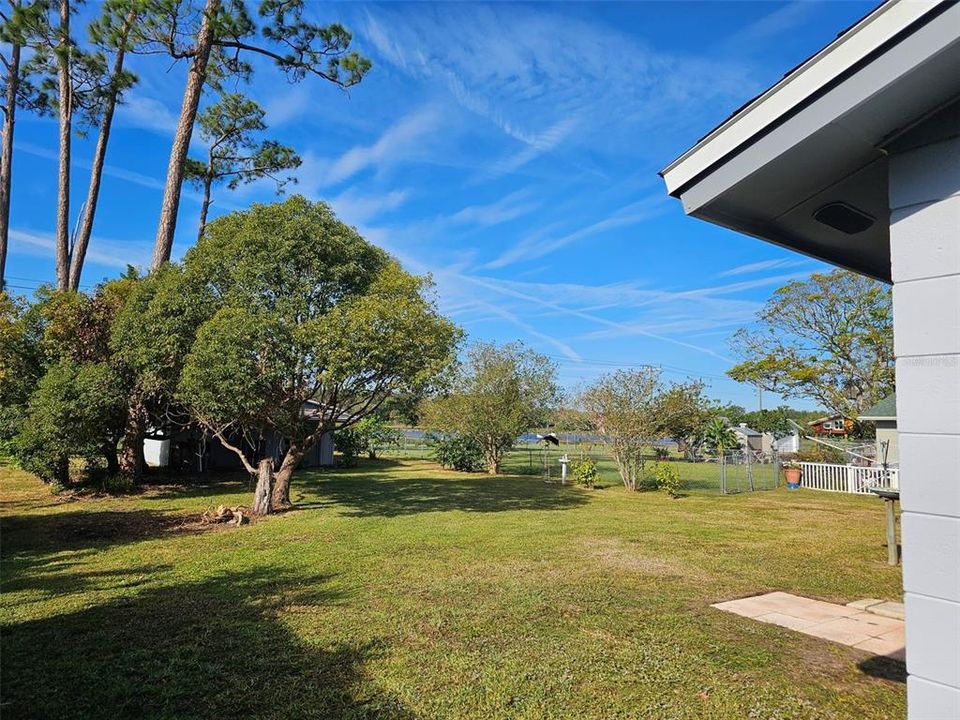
270,441 -> 304,510
54,0 -> 71,291
196,170 -> 213,242
69,8 -> 135,291
152,0 -> 217,270
0,39 -> 19,290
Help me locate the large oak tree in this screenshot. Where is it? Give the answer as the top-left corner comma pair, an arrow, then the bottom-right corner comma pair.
727,270 -> 893,417
172,196 -> 459,512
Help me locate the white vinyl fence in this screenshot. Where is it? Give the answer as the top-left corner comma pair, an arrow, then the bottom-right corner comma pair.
798,462 -> 899,495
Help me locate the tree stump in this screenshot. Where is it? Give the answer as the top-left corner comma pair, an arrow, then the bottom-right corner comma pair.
252,458 -> 273,516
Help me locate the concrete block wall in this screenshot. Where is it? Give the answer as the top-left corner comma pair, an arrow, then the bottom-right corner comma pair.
889,133 -> 960,719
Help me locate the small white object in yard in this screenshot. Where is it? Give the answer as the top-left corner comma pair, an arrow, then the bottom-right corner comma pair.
558,454 -> 569,485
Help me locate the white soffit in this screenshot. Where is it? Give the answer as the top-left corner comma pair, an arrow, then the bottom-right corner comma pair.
660,0 -> 944,196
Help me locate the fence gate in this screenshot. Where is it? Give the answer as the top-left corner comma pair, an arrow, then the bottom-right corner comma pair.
720,450 -> 781,494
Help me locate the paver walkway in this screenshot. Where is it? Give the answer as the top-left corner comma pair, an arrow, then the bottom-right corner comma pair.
712,591 -> 905,660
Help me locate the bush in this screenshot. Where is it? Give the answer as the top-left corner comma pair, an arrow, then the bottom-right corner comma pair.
571,457 -> 600,488
788,445 -> 846,464
432,434 -> 484,472
653,446 -> 669,461
334,427 -> 366,467
654,462 -> 683,498
335,418 -> 403,465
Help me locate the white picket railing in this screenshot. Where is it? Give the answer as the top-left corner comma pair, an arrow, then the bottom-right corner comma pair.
797,462 -> 899,495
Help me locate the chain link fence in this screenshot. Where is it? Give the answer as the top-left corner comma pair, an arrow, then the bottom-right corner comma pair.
375,431 -> 786,495
719,450 -> 781,494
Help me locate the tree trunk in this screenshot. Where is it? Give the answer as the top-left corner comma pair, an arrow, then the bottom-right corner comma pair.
54,455 -> 69,486
104,444 -> 120,476
196,170 -> 213,242
69,8 -> 135,291
152,0 -> 217,270
0,39 -> 20,289
252,457 -> 272,515
271,442 -> 304,510
119,391 -> 146,482
55,0 -> 72,291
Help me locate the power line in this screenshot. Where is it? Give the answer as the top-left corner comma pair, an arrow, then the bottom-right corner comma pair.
3,275 -> 95,289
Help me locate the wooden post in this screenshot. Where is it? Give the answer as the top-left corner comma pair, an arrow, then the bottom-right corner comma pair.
884,497 -> 898,566
252,458 -> 273,516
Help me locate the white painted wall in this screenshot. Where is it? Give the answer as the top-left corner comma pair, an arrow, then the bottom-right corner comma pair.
889,133 -> 960,719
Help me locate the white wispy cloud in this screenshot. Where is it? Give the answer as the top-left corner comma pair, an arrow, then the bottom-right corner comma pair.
328,188 -> 410,227
9,228 -> 152,271
458,273 -> 734,362
357,3 -> 755,168
326,106 -> 442,186
716,258 -> 811,277
724,1 -> 820,49
484,117 -> 579,178
485,194 -> 668,269
448,190 -> 540,227
116,95 -> 182,136
14,141 -> 240,210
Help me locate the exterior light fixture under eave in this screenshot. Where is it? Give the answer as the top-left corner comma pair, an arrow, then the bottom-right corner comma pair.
812,202 -> 875,234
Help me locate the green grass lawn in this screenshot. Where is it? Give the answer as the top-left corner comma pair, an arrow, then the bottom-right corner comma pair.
1,458 -> 904,719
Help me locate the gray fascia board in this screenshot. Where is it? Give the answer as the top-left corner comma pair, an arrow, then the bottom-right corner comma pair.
678,11 -> 960,216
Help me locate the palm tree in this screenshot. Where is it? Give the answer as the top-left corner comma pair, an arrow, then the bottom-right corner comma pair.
702,418 -> 740,457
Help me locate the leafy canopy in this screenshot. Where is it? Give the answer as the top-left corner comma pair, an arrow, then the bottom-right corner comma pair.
185,92 -> 301,199
578,368 -> 701,491
423,342 -> 560,475
175,196 -> 461,462
727,270 -> 893,417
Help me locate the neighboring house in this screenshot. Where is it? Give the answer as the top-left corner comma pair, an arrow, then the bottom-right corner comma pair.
144,399 -> 336,472
731,424 -> 763,453
660,2 -> 960,716
861,393 -> 899,466
807,414 -> 854,438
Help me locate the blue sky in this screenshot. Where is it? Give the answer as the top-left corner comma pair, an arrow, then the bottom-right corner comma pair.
6,1 -> 877,408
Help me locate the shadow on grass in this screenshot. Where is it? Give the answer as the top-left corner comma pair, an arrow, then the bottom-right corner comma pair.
299,469 -> 591,518
1,568 -> 414,720
2,561 -> 174,597
1,508 -> 204,558
858,655 -> 907,684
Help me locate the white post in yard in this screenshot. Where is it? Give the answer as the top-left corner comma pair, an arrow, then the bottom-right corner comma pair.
558,454 -> 569,485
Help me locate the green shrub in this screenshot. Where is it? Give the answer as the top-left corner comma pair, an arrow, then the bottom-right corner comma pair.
654,462 -> 683,498
334,427 -> 366,467
653,446 -> 669,461
571,457 -> 600,488
335,418 -> 403,464
432,434 -> 484,472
